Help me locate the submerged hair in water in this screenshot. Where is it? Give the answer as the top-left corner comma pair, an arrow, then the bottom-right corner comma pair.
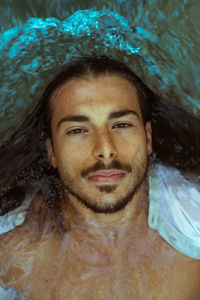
0,56 -> 200,227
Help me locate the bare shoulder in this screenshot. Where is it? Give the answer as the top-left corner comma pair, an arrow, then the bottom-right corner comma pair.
0,191 -> 51,254
152,231 -> 200,299
0,192 -> 61,295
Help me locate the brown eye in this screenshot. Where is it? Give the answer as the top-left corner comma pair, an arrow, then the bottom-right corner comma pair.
67,128 -> 87,135
113,123 -> 132,129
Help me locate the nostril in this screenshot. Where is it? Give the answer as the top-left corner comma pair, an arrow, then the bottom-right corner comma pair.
97,152 -> 115,159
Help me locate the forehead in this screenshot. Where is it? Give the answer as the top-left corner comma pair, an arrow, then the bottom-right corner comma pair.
50,75 -> 142,119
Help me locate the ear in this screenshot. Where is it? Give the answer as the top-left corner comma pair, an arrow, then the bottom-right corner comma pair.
145,122 -> 152,155
46,138 -> 57,168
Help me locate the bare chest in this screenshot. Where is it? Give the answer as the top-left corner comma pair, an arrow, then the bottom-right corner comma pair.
51,247 -> 200,300
2,234 -> 200,300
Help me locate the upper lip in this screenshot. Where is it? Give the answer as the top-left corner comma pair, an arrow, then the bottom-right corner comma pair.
87,170 -> 126,178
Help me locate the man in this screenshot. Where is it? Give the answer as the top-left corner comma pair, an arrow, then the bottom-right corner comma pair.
0,56 -> 200,299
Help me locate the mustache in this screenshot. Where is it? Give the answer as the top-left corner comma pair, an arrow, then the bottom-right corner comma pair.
81,160 -> 132,178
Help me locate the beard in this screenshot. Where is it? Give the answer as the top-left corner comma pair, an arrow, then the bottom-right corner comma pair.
60,158 -> 149,215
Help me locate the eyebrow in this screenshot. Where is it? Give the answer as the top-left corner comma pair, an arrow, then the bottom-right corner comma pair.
57,109 -> 139,129
108,109 -> 139,120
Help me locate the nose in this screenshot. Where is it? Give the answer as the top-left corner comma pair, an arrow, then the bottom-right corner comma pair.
92,129 -> 117,161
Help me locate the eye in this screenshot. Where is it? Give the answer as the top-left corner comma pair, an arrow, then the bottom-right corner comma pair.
67,128 -> 88,135
113,123 -> 133,129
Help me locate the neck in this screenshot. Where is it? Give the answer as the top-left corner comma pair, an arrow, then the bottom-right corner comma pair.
61,180 -> 149,246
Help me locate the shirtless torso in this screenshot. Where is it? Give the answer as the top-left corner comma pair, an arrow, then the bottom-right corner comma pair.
0,194 -> 199,300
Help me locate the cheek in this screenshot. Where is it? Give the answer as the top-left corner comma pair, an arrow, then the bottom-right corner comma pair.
119,135 -> 148,165
119,133 -> 147,153
54,142 -> 90,177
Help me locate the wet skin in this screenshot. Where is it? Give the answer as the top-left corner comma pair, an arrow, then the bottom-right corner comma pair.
0,76 -> 200,299
46,75 -> 152,217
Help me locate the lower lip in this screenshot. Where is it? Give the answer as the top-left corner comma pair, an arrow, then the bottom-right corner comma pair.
87,173 -> 125,183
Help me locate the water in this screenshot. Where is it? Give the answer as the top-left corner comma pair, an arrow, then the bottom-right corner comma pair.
0,1 -> 200,146
0,0 -> 199,246
0,1 -> 200,299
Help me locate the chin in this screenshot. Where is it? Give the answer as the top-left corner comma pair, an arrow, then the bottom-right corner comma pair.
75,181 -> 142,214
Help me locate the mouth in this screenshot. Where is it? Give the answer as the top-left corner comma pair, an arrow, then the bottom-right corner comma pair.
87,170 -> 126,183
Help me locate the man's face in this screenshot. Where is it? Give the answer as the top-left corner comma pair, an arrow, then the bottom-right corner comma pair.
46,75 -> 152,214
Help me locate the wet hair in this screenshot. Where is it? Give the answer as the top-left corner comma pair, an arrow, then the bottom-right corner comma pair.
39,55 -> 154,139
0,55 -> 200,226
